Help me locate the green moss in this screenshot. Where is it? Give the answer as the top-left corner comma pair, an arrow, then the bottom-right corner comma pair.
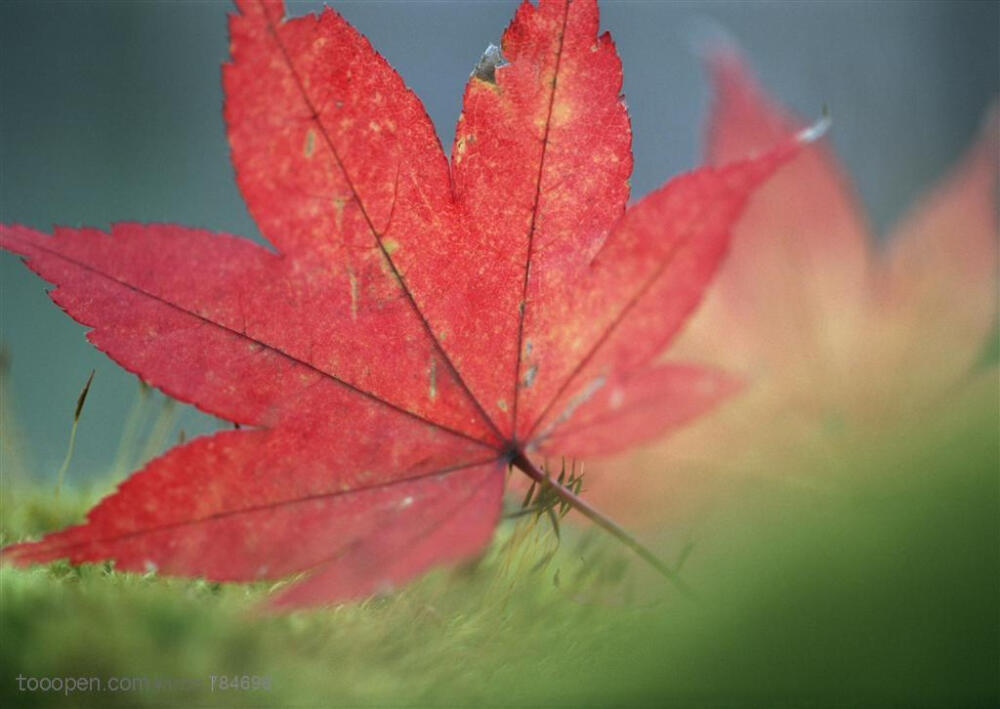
2,387 -> 997,706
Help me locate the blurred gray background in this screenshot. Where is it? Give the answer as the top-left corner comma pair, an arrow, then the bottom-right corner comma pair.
1,0 -> 997,484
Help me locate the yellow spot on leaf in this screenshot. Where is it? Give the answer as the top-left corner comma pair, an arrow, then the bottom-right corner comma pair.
347,269 -> 359,321
497,399 -> 508,412
303,129 -> 315,158
332,198 -> 346,233
552,99 -> 573,126
383,238 -> 400,256
428,359 -> 438,401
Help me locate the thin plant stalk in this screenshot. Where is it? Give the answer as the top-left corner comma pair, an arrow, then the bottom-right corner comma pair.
138,397 -> 178,466
54,370 -> 94,498
110,381 -> 150,480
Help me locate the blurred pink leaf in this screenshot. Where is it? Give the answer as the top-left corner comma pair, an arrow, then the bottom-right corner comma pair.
586,51 -> 997,528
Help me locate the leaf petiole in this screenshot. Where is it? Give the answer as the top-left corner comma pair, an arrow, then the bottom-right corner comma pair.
510,451 -> 696,600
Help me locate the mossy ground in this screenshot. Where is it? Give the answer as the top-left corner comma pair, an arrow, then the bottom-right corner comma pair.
2,379 -> 998,707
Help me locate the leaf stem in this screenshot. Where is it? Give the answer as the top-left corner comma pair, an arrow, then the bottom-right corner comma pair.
510,451 -> 695,599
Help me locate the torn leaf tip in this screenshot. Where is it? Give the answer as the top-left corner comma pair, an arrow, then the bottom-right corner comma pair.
472,43 -> 505,83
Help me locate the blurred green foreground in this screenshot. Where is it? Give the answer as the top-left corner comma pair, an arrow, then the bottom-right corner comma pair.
1,373 -> 997,707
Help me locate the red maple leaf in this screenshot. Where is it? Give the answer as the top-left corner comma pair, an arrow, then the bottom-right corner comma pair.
0,0 -> 804,608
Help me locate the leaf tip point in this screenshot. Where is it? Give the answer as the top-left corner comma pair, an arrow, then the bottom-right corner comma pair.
796,105 -> 832,145
684,15 -> 739,65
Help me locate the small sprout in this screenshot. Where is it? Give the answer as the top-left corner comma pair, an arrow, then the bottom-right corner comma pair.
521,478 -> 537,508
509,458 -> 585,540
54,369 -> 95,498
74,370 -> 95,420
